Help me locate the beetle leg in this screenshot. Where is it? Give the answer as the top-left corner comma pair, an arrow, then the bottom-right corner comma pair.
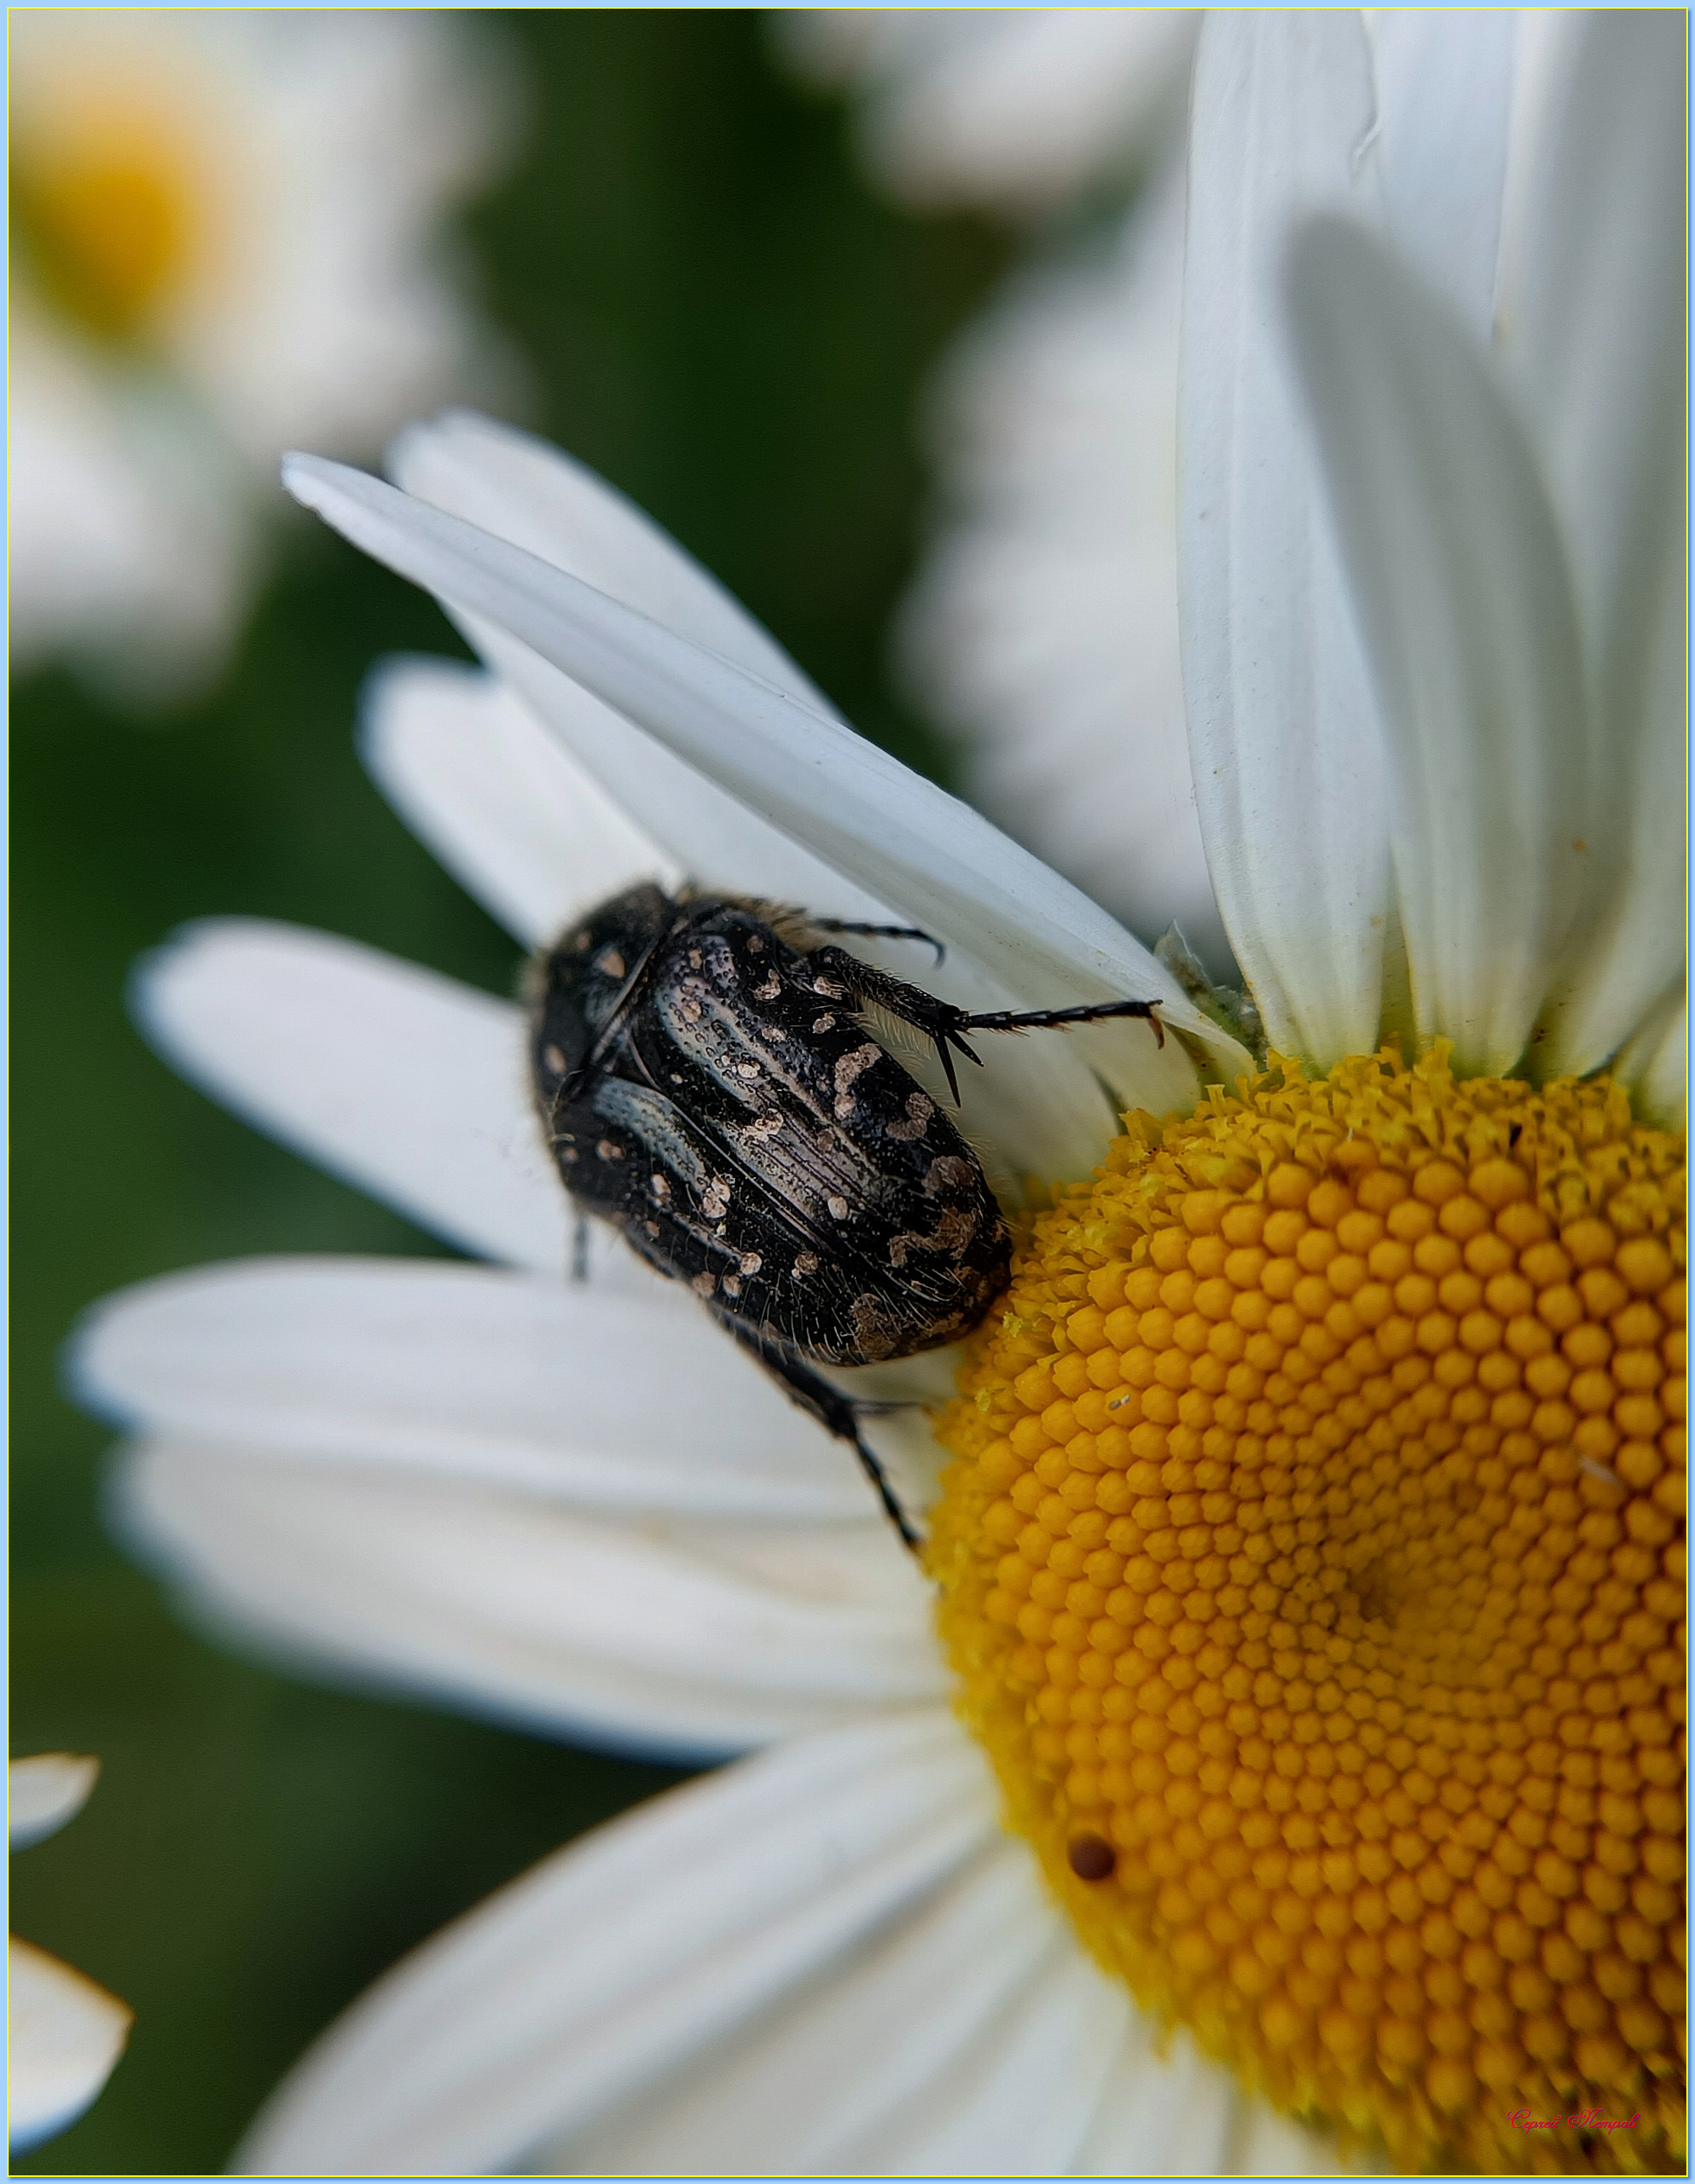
804,946 -> 1162,1105
714,1315 -> 924,1553
804,946 -> 985,1105
952,997 -> 1166,1049
807,918 -> 945,965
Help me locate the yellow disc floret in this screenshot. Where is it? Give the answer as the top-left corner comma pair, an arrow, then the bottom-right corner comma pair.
932,1049 -> 1685,2174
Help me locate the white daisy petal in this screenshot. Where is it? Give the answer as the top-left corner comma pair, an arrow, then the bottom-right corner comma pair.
282,453 -> 1247,1088
1500,11 -> 1686,1078
1179,10 -> 1392,1070
133,920 -> 567,1272
360,655 -> 679,950
1502,10 -> 1684,733
388,408 -> 841,717
1285,215 -> 1588,1078
1367,8 -> 1516,339
7,1940 -> 132,2153
556,1839 -> 1065,2175
1613,986 -> 1687,1135
114,1434 -> 938,1760
234,1713 -> 995,2177
8,1757 -> 101,1851
1076,2024 -> 1250,2179
72,1256 -> 907,1525
1229,2101 -> 1346,2177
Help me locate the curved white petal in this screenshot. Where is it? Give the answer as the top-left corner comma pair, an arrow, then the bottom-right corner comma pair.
354,440 -> 1179,1163
901,164 -> 1227,970
555,1840 -> 1075,2175
8,1756 -> 99,1851
1179,10 -> 1391,1069
113,1432 -> 939,1760
283,453 -> 1247,1094
74,1256 -> 915,1524
363,644 -> 1130,1179
1367,9 -> 1515,340
1286,216 -> 1588,1078
133,920 -> 568,1271
389,408 -> 842,718
1500,12 -> 1687,1078
235,1713 -> 995,2176
360,655 -> 679,950
7,1940 -> 131,2152
1613,986 -> 1687,1134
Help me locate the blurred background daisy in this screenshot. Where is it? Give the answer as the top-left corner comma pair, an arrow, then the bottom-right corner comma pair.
12,14 -> 1026,2173
9,8 -> 517,700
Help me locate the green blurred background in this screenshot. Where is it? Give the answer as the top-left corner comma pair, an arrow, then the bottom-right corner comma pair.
11,14 -> 1014,2174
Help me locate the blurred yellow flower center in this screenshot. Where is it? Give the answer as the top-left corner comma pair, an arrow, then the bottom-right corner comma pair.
931,1050 -> 1685,2174
11,117 -> 197,343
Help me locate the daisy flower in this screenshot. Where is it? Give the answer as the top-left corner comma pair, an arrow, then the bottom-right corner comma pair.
9,7 -> 516,699
9,1756 -> 132,2151
75,10 -> 1683,2174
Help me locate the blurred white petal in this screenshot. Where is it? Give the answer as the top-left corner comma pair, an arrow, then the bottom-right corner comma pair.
900,165 -> 1224,968
133,920 -> 568,1271
1179,10 -> 1391,1069
1500,11 -> 1687,1076
8,1757 -> 100,1852
360,655 -> 680,951
235,1713 -> 996,2176
1286,217 -> 1588,1077
7,1940 -> 131,2153
73,1257 -> 904,1527
556,1841 -> 1090,2175
284,455 -> 1244,1089
776,8 -> 1198,218
1367,9 -> 1516,339
1613,987 -> 1687,1135
114,1434 -> 938,1761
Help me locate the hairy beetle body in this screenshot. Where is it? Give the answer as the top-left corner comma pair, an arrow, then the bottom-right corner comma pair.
530,882 -> 1162,1544
530,885 -> 1010,1368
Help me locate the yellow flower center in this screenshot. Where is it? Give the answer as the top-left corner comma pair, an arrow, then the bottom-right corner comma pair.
11,110 -> 200,345
932,1049 -> 1685,2174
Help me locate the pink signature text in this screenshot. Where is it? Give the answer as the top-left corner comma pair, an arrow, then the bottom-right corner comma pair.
1508,2108 -> 1640,2135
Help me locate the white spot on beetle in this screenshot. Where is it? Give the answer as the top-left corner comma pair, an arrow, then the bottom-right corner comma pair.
680,998 -> 703,1024
886,1090 -> 933,1141
813,977 -> 846,999
833,1042 -> 881,1118
691,1271 -> 717,1297
597,1139 -> 624,1161
793,1251 -> 819,1276
735,1061 -> 762,1080
721,1275 -> 742,1299
543,1043 -> 568,1076
649,1173 -> 671,1201
594,946 -> 627,978
739,1252 -> 763,1276
812,1012 -> 836,1033
826,1193 -> 850,1219
753,974 -> 782,1001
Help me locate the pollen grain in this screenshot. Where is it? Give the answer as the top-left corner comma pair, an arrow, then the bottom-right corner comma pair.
932,1049 -> 1685,2174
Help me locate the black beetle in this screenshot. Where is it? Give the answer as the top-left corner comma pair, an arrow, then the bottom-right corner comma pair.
529,883 -> 1162,1545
